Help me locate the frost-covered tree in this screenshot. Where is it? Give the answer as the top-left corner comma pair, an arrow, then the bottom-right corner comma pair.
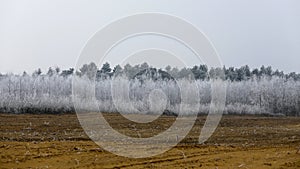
79,62 -> 98,80
61,68 -> 74,77
0,63 -> 300,116
32,68 -> 42,77
112,65 -> 123,77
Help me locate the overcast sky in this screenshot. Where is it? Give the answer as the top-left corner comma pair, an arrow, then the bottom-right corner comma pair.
0,0 -> 299,74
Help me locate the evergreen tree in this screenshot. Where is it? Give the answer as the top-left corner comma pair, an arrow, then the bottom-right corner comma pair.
47,67 -> 55,77
226,67 -> 238,81
140,62 -> 149,70
61,68 -> 74,77
32,68 -> 42,77
79,62 -> 98,80
100,62 -> 112,74
165,65 -> 172,73
112,65 -> 123,77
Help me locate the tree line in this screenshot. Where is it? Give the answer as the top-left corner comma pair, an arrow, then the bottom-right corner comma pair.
1,62 -> 299,81
0,62 -> 299,116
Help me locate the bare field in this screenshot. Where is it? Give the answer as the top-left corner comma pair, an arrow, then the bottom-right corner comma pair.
0,114 -> 300,169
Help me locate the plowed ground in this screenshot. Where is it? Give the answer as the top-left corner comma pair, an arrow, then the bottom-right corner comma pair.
0,114 -> 299,169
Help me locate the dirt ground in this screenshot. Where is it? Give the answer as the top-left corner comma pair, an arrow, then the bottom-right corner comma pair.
0,113 -> 300,169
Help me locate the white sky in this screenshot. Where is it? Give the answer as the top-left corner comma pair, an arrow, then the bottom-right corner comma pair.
0,0 -> 299,74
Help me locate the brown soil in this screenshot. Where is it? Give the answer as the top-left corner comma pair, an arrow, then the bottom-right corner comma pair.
0,114 -> 300,169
